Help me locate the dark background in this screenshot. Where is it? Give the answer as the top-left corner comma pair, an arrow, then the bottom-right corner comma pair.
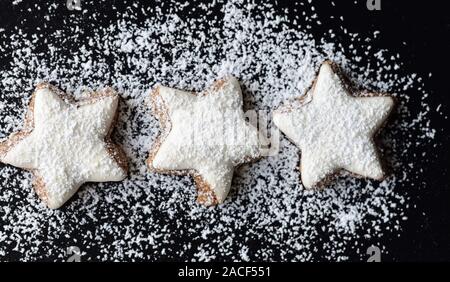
0,0 -> 449,261
295,0 -> 450,261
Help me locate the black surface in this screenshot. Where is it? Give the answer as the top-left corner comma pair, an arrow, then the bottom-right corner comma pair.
290,0 -> 450,262
0,0 -> 449,261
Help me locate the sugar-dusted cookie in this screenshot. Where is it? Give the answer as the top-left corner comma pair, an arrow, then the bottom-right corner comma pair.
0,83 -> 128,209
273,61 -> 394,188
148,76 -> 264,206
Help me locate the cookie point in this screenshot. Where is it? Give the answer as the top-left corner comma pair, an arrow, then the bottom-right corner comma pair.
272,110 -> 285,128
35,82 -> 52,91
151,85 -> 161,97
100,86 -> 118,98
300,176 -> 313,190
319,60 -> 335,73
223,75 -> 238,84
385,95 -> 395,107
45,199 -> 62,210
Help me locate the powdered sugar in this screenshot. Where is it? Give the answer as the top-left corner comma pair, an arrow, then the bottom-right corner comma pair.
0,86 -> 126,209
0,0 -> 436,261
273,62 -> 394,188
150,77 -> 262,204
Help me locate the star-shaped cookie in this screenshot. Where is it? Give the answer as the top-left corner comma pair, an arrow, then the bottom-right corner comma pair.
0,83 -> 128,209
148,76 -> 263,206
273,61 -> 394,188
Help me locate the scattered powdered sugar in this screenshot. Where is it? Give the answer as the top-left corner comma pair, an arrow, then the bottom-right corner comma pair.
0,0 -> 437,261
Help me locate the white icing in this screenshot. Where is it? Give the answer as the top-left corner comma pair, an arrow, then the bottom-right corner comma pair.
151,76 -> 262,203
273,62 -> 394,188
1,87 -> 127,209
